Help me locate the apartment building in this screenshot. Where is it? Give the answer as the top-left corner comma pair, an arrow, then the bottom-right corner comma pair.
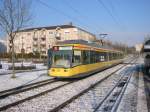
7,24 -> 96,55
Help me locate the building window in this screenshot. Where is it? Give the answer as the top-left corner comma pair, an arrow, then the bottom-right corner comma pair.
74,28 -> 78,32
33,37 -> 38,41
49,32 -> 53,34
64,30 -> 70,34
41,38 -> 46,41
27,33 -> 31,35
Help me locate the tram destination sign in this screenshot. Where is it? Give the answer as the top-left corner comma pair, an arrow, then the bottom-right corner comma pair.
59,46 -> 72,50
53,46 -> 73,51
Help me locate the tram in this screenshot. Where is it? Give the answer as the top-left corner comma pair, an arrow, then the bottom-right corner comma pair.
48,40 -> 124,78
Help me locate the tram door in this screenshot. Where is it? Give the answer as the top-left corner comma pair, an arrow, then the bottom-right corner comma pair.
47,49 -> 52,69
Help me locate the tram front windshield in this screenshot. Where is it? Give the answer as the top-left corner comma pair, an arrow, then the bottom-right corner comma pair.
52,50 -> 72,68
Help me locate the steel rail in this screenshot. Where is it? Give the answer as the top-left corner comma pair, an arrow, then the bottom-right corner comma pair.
0,81 -> 74,111
93,59 -> 137,112
0,64 -> 124,111
0,58 -> 136,111
49,65 -> 127,112
49,58 -> 136,112
111,71 -> 133,112
0,78 -> 56,98
0,68 -> 47,76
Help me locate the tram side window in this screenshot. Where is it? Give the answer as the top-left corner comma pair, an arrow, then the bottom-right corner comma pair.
99,52 -> 105,62
109,53 -> 111,60
90,51 -> 94,63
90,51 -> 107,63
121,53 -> 123,58
90,51 -> 96,63
120,53 -> 122,58
118,53 -> 120,59
113,53 -> 115,60
103,52 -> 107,61
114,53 -> 116,59
72,50 -> 82,66
116,53 -> 118,59
95,52 -> 99,62
104,52 -> 107,61
83,50 -> 90,64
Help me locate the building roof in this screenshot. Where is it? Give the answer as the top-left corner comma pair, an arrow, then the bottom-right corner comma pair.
18,25 -> 75,32
17,24 -> 95,37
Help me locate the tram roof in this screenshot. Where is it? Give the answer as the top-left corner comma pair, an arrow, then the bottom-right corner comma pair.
56,40 -> 123,53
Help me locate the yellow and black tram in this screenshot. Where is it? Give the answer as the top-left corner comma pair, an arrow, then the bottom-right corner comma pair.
48,40 -> 124,78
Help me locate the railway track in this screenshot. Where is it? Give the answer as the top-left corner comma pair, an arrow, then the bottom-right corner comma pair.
0,57 -> 134,98
0,65 -> 125,111
143,67 -> 150,111
0,79 -> 74,111
49,59 -> 136,112
0,57 -> 136,111
93,69 -> 133,112
0,68 -> 47,76
0,78 -> 56,99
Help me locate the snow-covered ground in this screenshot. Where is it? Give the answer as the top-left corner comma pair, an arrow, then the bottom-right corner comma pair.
136,56 -> 144,64
0,61 -> 50,92
117,69 -> 139,112
0,56 -> 146,112
117,66 -> 148,112
0,70 -> 50,91
4,64 -> 124,112
0,61 -> 47,75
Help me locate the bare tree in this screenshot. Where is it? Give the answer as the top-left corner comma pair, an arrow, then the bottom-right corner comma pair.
0,0 -> 32,78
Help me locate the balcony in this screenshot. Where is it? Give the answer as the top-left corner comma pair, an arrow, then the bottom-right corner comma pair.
33,42 -> 38,46
33,48 -> 38,52
41,36 -> 46,41
55,36 -> 61,40
41,48 -> 46,52
33,37 -> 38,41
40,41 -> 46,45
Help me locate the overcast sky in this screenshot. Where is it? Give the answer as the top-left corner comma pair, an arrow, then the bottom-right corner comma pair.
1,0 -> 150,46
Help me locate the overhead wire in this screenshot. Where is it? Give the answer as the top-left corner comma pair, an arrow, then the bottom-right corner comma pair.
36,0 -> 99,34
62,0 -> 105,33
97,0 -> 123,29
107,0 -> 126,30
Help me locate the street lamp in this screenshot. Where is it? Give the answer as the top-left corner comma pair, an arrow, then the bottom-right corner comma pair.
21,36 -> 25,67
99,33 -> 108,46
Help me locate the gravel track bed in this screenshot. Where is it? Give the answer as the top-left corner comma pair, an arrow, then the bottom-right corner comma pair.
137,70 -> 148,112
4,65 -> 124,112
60,65 -> 133,112
0,81 -> 68,108
144,75 -> 150,112
61,70 -> 124,112
116,67 -> 139,112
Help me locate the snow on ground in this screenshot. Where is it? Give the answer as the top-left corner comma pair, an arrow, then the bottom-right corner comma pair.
137,71 -> 148,112
0,61 -> 47,74
0,70 -> 51,91
5,65 -> 124,112
60,66 -> 128,112
117,66 -> 142,112
136,55 -> 144,64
